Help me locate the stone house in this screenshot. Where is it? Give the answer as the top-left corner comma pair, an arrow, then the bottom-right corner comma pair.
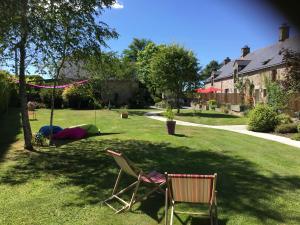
59,61 -> 139,106
205,24 -> 300,105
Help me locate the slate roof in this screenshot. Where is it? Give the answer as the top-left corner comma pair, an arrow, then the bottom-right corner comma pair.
207,36 -> 300,83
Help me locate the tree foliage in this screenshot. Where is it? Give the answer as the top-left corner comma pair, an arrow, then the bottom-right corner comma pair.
85,51 -> 135,106
265,79 -> 287,112
200,60 -> 221,80
123,38 -> 153,62
149,45 -> 199,112
137,42 -> 164,90
0,0 -> 117,149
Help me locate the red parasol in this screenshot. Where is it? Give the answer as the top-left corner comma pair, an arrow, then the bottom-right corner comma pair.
195,87 -> 221,93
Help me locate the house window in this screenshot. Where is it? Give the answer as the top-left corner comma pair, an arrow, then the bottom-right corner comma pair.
271,70 -> 277,81
263,89 -> 267,97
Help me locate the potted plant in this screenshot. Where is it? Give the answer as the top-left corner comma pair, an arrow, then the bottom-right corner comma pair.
120,105 -> 128,119
165,107 -> 176,135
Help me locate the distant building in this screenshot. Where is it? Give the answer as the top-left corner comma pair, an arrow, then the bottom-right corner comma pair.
205,24 -> 300,104
59,61 -> 139,106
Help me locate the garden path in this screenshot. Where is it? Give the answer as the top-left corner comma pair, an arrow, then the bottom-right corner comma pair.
145,111 -> 300,149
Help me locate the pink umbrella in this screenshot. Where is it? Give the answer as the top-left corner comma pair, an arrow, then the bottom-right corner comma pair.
195,87 -> 221,93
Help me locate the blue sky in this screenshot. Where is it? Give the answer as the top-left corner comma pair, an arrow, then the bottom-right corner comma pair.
101,0 -> 299,68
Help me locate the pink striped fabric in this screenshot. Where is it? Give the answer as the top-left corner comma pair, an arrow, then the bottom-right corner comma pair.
168,174 -> 215,203
141,171 -> 166,184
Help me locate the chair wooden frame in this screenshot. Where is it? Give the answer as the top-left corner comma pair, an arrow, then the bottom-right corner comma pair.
103,149 -> 166,214
165,173 -> 218,225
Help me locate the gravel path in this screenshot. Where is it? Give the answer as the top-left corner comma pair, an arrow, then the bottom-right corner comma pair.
145,111 -> 300,149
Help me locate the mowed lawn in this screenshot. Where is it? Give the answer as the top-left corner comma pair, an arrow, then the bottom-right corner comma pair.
0,108 -> 300,225
174,109 -> 248,125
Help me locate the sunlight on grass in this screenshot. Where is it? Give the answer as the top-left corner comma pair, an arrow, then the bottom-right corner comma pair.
174,109 -> 248,125
0,108 -> 299,225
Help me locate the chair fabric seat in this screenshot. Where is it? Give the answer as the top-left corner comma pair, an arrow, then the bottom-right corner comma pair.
141,171 -> 166,184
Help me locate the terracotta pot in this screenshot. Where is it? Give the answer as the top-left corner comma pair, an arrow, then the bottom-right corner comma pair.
166,120 -> 176,135
121,113 -> 128,119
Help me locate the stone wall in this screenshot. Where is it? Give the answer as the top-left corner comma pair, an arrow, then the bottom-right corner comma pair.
101,80 -> 139,105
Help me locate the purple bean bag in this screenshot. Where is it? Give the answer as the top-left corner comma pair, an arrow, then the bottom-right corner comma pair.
53,127 -> 87,140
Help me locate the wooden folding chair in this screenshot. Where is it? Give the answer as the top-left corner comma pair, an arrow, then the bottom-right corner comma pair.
165,173 -> 218,225
103,149 -> 166,214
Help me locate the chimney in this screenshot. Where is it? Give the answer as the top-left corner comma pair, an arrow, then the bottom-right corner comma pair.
241,45 -> 250,57
224,57 -> 231,65
279,23 -> 290,42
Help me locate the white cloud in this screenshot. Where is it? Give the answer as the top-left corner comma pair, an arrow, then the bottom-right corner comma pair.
111,1 -> 124,9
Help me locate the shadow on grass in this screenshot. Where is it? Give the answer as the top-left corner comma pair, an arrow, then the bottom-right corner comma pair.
0,108 -> 21,161
173,134 -> 188,138
0,138 -> 299,224
176,112 -> 240,119
127,110 -> 150,116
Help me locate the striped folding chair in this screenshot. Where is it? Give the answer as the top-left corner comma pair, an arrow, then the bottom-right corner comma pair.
103,149 -> 166,214
165,173 -> 218,225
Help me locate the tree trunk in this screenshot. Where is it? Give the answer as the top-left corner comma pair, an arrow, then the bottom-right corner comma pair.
19,0 -> 33,150
48,80 -> 57,145
175,93 -> 180,114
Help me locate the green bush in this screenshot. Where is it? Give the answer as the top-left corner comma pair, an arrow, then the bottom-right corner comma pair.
40,88 -> 64,108
276,113 -> 293,125
266,81 -> 287,111
275,123 -> 298,133
248,104 -> 278,132
62,85 -> 93,109
208,99 -> 217,110
164,107 -> 174,121
0,71 -> 15,113
291,133 -> 300,141
297,124 -> 300,133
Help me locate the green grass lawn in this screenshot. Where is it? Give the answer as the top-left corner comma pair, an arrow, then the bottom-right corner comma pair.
174,109 -> 248,125
0,108 -> 300,225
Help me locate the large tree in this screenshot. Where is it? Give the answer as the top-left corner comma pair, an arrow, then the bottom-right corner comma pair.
150,45 -> 199,113
136,42 -> 163,93
0,0 -> 117,149
123,38 -> 153,62
200,60 -> 221,81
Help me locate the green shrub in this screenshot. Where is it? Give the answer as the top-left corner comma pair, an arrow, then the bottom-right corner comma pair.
248,104 -> 278,132
276,113 -> 293,125
208,99 -> 217,110
266,81 -> 287,111
275,123 -> 298,133
62,85 -> 93,109
298,123 -> 300,133
40,88 -> 64,108
0,71 -> 15,113
164,107 -> 174,121
291,133 -> 300,141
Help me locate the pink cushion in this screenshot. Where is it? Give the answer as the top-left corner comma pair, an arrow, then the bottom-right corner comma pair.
141,171 -> 166,184
53,127 -> 87,140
